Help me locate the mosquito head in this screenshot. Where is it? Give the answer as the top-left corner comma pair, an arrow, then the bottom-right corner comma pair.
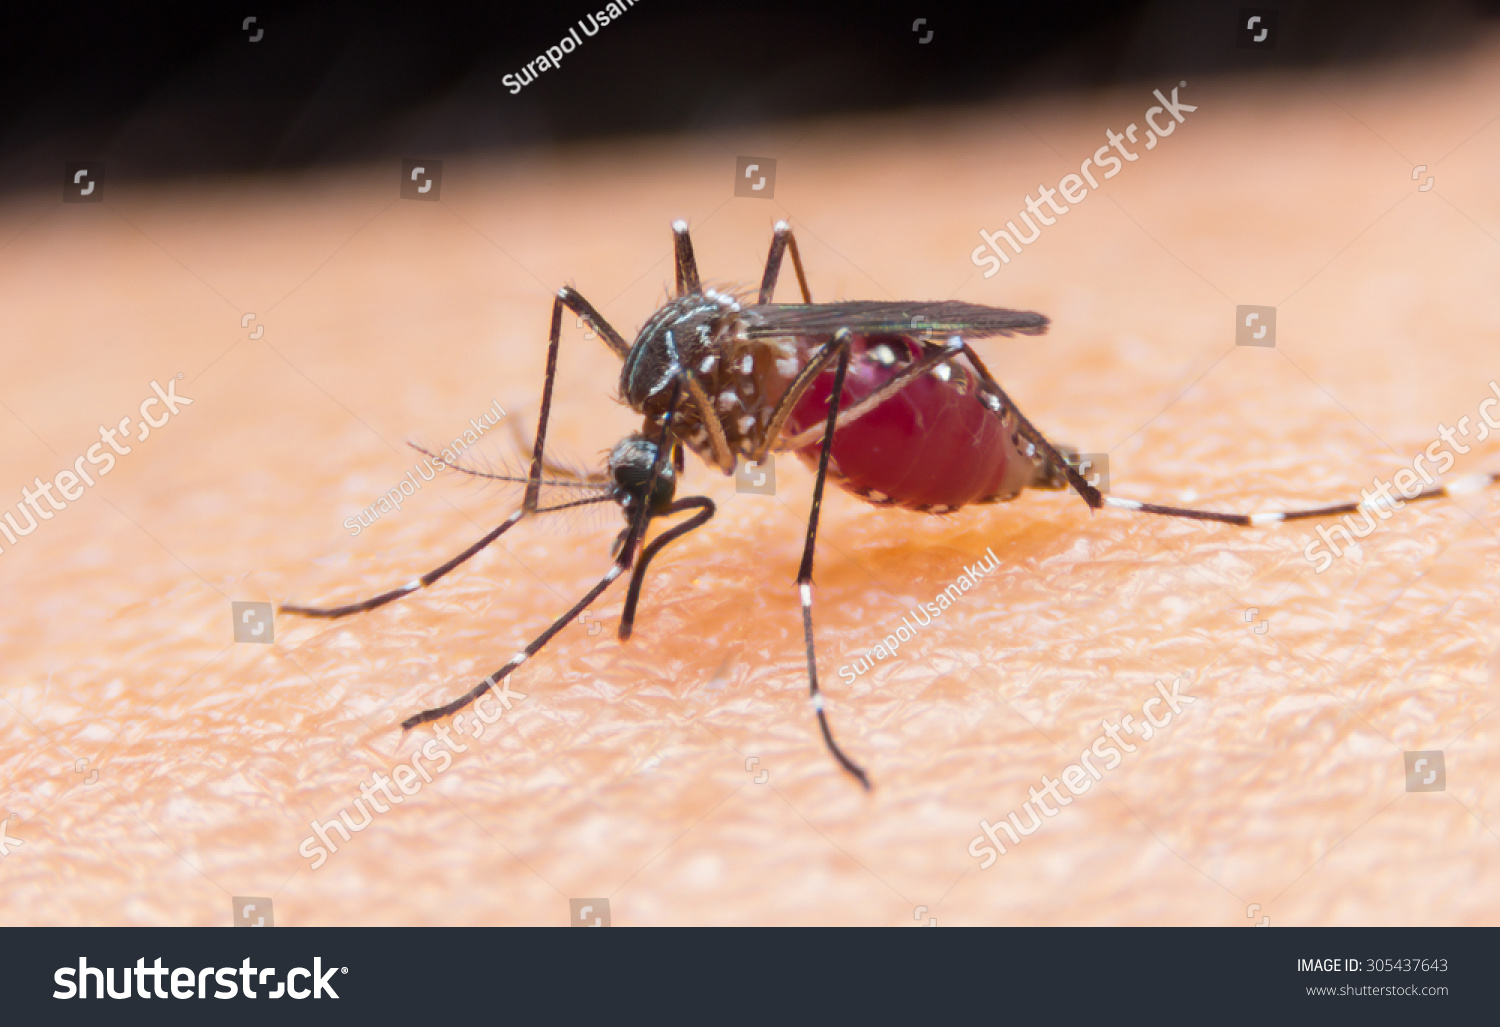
607,433 -> 677,516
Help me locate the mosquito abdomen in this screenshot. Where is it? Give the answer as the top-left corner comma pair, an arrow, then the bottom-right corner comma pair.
783,334 -> 1037,512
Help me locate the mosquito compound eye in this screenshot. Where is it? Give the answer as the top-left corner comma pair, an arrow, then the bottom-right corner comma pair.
608,434 -> 678,512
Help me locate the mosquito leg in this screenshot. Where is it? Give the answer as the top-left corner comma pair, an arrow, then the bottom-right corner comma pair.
752,329 -> 968,465
403,381 -> 684,730
558,286 -> 631,360
758,220 -> 812,304
959,342 -> 1500,525
619,496 -> 716,640
747,332 -> 848,465
680,370 -> 737,473
774,336 -> 968,453
286,295 -> 578,615
400,561 -> 627,729
280,513 -> 530,619
958,342 -> 1104,510
286,287 -> 620,618
1100,472 -> 1500,526
754,332 -> 1099,511
526,287 -> 636,507
672,219 -> 701,296
789,330 -> 871,789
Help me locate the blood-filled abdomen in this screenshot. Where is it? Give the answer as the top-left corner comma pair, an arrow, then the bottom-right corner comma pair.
783,334 -> 1037,512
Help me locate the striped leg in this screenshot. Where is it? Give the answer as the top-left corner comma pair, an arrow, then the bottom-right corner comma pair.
281,286 -> 624,620
758,220 -> 812,304
770,336 -> 967,455
672,219 -> 701,296
794,330 -> 871,789
953,340 -> 1498,526
399,561 -> 624,730
957,342 -> 1103,510
1102,472 -> 1500,526
280,512 -> 529,619
402,380 -> 685,731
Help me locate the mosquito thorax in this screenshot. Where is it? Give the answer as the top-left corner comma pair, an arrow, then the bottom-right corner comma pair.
607,433 -> 677,515
619,292 -> 744,414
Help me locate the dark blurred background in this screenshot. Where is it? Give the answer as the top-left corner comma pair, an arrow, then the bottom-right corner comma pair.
4,0 -> 1500,190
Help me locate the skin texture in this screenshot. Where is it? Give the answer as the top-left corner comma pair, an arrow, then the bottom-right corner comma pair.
2,42 -> 1499,925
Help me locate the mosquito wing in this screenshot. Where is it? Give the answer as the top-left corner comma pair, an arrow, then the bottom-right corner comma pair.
741,301 -> 1049,340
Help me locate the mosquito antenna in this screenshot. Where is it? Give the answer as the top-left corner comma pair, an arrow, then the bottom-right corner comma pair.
402,379 -> 686,732
407,443 -> 608,492
504,419 -> 611,485
534,495 -> 617,515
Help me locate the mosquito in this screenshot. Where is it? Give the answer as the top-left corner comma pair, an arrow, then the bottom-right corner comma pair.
283,219 -> 1499,789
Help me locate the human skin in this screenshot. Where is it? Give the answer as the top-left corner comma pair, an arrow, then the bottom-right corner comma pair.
1,42 -> 1498,925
